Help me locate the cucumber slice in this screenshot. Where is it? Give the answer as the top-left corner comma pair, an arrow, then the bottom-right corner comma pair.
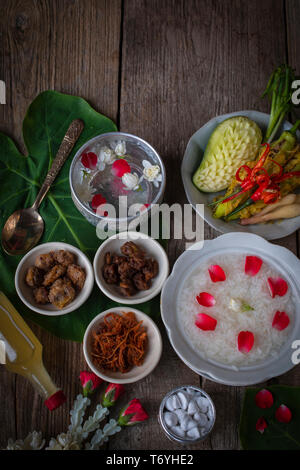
192,116 -> 262,192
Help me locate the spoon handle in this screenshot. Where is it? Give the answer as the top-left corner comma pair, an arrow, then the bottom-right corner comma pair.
32,119 -> 84,210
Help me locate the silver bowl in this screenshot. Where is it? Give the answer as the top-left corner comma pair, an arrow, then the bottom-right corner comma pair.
158,385 -> 216,445
69,132 -> 166,227
181,110 -> 300,240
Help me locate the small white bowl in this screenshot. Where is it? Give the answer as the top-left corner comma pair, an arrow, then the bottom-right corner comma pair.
83,306 -> 163,384
93,231 -> 169,304
15,242 -> 94,316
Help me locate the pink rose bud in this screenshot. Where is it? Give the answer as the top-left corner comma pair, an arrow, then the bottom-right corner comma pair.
80,371 -> 103,397
102,383 -> 125,407
118,398 -> 149,426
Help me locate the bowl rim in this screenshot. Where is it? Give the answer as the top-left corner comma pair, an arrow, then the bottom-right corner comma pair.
83,306 -> 163,384
15,241 -> 94,316
69,131 -> 166,223
181,110 -> 300,240
161,232 -> 300,386
93,230 -> 169,304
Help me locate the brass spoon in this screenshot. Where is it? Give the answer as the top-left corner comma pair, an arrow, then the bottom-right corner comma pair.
1,119 -> 84,256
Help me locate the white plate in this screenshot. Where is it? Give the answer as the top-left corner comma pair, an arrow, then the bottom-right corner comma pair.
161,233 -> 300,386
181,110 -> 300,240
83,306 -> 163,384
15,242 -> 94,316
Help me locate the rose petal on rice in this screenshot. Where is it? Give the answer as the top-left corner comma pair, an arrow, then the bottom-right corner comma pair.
275,404 -> 292,423
196,292 -> 216,307
245,256 -> 263,276
237,331 -> 254,354
195,313 -> 217,331
267,278 -> 288,298
256,417 -> 268,434
208,265 -> 226,282
272,311 -> 290,331
255,389 -> 274,409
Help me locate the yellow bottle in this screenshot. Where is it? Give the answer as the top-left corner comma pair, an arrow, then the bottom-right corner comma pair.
0,292 -> 66,410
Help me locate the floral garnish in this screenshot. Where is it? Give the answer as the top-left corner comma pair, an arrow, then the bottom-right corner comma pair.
122,172 -> 141,191
272,311 -> 290,331
91,193 -> 108,216
115,140 -> 126,157
112,159 -> 131,177
245,256 -> 263,276
118,399 -> 149,426
229,298 -> 254,313
275,404 -> 292,423
99,146 -> 116,165
142,160 -> 162,187
80,371 -> 103,397
195,313 -> 217,331
267,277 -> 288,298
208,264 -> 226,282
238,331 -> 254,354
256,417 -> 268,434
255,389 -> 274,409
196,292 -> 216,307
81,152 -> 98,170
102,383 -> 125,408
6,431 -> 45,450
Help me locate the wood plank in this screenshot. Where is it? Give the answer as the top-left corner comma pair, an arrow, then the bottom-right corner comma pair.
112,0 -> 290,450
0,0 -> 121,448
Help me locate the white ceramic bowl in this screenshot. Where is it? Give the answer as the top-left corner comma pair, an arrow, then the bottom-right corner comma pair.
161,232 -> 300,386
93,231 -> 169,304
83,306 -> 163,384
181,110 -> 300,240
15,242 -> 94,316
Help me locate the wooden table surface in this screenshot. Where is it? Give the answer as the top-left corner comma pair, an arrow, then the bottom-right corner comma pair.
1,0 -> 300,450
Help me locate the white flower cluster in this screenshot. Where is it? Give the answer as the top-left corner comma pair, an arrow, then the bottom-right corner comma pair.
5,394 -> 121,451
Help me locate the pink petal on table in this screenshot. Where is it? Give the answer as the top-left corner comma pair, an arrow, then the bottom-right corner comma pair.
255,389 -> 274,409
237,331 -> 254,354
195,313 -> 217,331
81,151 -> 98,170
256,417 -> 268,434
267,278 -> 288,298
275,404 -> 292,423
245,256 -> 263,276
91,193 -> 108,216
208,265 -> 226,282
196,292 -> 216,307
111,159 -> 131,177
272,311 -> 290,331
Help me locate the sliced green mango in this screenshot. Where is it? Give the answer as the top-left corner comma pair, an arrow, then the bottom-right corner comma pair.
192,116 -> 262,192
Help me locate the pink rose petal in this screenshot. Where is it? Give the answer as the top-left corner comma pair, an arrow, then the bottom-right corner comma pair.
245,256 -> 263,276
255,389 -> 274,409
91,193 -> 108,216
112,159 -> 131,177
208,265 -> 226,282
275,404 -> 292,423
272,311 -> 290,331
267,277 -> 288,298
195,313 -> 217,331
256,417 -> 268,434
237,331 -> 254,354
196,292 -> 216,307
81,151 -> 98,170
